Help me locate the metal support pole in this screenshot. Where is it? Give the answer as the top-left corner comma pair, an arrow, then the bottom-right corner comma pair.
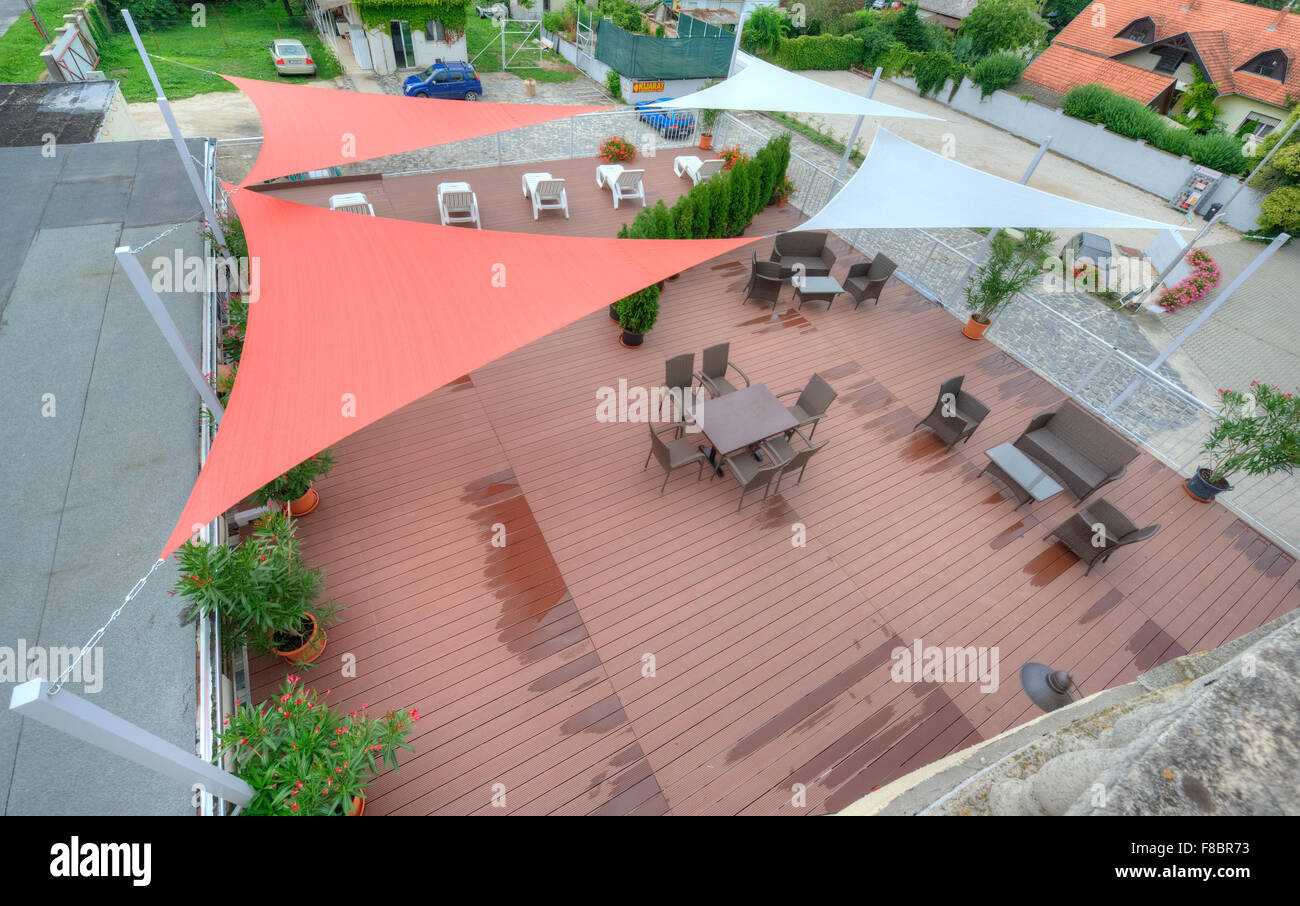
833,67 -> 881,182
120,10 -> 227,255
728,1 -> 749,76
115,246 -> 226,423
961,136 -> 1053,290
10,680 -> 253,808
1104,232 -> 1290,416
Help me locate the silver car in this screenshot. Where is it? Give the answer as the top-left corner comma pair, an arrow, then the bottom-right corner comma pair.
271,39 -> 316,77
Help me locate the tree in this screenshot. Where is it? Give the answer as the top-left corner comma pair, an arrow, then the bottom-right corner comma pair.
742,6 -> 794,55
1174,67 -> 1222,135
1040,0 -> 1092,38
888,3 -> 931,52
958,0 -> 1047,57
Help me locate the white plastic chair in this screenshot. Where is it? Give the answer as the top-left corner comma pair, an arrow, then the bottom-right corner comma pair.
672,156 -> 724,185
437,181 -> 481,228
328,192 -> 375,216
521,172 -> 569,220
596,165 -> 646,209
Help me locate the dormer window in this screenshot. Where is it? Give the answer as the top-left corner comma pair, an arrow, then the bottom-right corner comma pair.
1237,49 -> 1288,81
1118,17 -> 1155,43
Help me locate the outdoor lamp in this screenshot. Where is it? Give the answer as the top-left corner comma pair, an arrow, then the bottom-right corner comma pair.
1019,662 -> 1079,713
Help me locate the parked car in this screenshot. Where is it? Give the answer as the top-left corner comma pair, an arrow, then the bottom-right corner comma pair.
476,3 -> 505,17
403,62 -> 483,101
1060,232 -> 1113,281
635,98 -> 696,139
269,39 -> 316,77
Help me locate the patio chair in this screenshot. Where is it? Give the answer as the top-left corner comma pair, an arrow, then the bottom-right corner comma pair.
761,427 -> 827,495
664,352 -> 695,435
644,422 -> 708,494
743,251 -> 786,308
844,254 -> 897,308
521,172 -> 569,220
769,232 -> 836,278
777,373 -> 837,440
913,375 -> 990,452
1043,499 -> 1160,575
722,446 -> 790,512
673,155 -> 724,185
1013,400 -> 1139,502
328,192 -> 375,216
437,181 -> 481,228
695,342 -> 751,399
596,164 -> 646,209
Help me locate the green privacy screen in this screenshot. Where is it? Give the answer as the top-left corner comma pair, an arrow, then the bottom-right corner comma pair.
595,18 -> 732,79
677,12 -> 733,38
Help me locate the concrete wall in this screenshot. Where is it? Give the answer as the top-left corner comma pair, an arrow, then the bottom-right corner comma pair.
890,74 -> 1268,232
411,31 -> 467,67
96,83 -> 141,142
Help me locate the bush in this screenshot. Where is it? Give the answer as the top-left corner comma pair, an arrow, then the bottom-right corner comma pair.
1258,185 -> 1300,234
742,6 -> 794,55
970,51 -> 1026,99
856,26 -> 896,68
914,50 -> 956,97
615,284 -> 661,334
773,34 -> 864,70
605,69 -> 622,100
542,11 -> 564,33
888,3 -> 932,52
1154,248 -> 1221,313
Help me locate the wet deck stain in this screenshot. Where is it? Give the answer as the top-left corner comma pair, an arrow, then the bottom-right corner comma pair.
840,377 -> 894,414
820,361 -> 864,382
1024,544 -> 1077,586
990,514 -> 1039,551
1079,587 -> 1124,624
975,351 -> 1021,376
1126,620 -> 1186,671
897,430 -> 946,463
446,374 -> 473,391
756,495 -> 801,529
860,407 -> 916,441
561,693 -> 630,735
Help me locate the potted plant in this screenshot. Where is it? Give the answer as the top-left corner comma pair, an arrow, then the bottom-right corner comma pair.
172,510 -> 338,664
699,104 -> 720,151
772,177 -> 795,207
961,228 -> 1054,339
217,675 -> 418,815
614,284 -> 661,347
251,449 -> 336,516
1185,382 -> 1300,502
718,144 -> 748,169
598,135 -> 637,164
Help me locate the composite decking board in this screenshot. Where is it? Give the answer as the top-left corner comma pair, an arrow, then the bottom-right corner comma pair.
248,182 -> 1297,814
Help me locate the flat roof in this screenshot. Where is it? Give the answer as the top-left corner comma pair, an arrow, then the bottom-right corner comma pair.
0,80 -> 119,148
0,138 -> 207,815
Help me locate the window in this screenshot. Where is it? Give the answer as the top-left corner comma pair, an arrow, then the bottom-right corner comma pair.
1153,47 -> 1185,74
447,70 -> 464,82
1240,112 -> 1280,137
426,20 -> 445,42
1118,17 -> 1154,43
1238,50 -> 1288,81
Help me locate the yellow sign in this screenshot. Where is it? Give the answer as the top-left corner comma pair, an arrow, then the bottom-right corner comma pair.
632,81 -> 665,93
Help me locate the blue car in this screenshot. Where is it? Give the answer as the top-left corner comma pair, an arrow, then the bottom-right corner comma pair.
403,61 -> 483,101
635,97 -> 695,139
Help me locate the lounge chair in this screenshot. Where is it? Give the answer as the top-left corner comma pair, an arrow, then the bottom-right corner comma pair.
595,164 -> 646,209
644,422 -> 708,493
844,254 -> 897,308
743,251 -> 785,308
776,373 -> 837,440
722,446 -> 789,512
761,427 -> 827,495
1013,400 -> 1139,502
695,342 -> 750,399
769,232 -> 836,278
521,172 -> 569,220
437,181 -> 481,228
328,192 -> 375,216
673,155 -> 724,185
913,375 -> 990,452
1043,499 -> 1160,575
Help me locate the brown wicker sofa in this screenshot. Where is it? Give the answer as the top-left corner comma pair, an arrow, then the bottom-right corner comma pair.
769,231 -> 836,278
1012,400 -> 1139,502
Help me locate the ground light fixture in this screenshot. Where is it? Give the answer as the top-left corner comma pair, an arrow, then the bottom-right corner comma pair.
1020,662 -> 1080,713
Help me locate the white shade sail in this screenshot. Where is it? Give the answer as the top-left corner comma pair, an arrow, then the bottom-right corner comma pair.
796,128 -> 1191,232
650,53 -> 937,120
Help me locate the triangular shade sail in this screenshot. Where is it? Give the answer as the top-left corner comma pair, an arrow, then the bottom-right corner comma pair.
160,188 -> 751,556
796,127 -> 1189,232
650,53 -> 936,120
226,75 -> 607,185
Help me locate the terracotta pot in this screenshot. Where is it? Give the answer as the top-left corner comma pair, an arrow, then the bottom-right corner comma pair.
699,133 -> 713,151
274,612 -> 326,665
962,315 -> 990,340
666,273 -> 680,282
288,486 -> 319,516
350,795 -> 364,816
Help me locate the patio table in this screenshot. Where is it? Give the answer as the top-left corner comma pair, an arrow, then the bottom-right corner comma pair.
980,442 -> 1065,508
694,383 -> 798,474
794,276 -> 845,310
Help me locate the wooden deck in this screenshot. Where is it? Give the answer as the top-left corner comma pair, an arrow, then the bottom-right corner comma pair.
250,160 -> 1300,815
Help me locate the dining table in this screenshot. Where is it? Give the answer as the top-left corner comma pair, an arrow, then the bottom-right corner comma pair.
692,383 -> 799,475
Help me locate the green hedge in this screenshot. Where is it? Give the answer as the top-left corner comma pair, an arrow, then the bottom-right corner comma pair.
773,34 -> 863,70
1062,84 -> 1249,176
969,51 -> 1026,99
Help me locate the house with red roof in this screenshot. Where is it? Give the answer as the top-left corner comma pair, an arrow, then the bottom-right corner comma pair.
1024,0 -> 1299,139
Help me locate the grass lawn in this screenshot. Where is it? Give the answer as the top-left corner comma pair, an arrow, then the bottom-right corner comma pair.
0,0 -> 83,83
466,15 -> 573,83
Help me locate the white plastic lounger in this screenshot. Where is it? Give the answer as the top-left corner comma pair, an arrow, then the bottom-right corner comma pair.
672,156 -> 724,185
328,192 -> 375,215
521,171 -> 569,220
595,164 -> 646,209
437,181 -> 481,228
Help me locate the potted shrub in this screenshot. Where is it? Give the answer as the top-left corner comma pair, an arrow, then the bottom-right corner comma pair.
1185,382 -> 1300,502
598,135 -> 637,164
614,284 -> 661,347
251,449 -> 336,516
172,510 -> 338,664
772,177 -> 795,207
218,675 -> 418,815
718,144 -> 748,169
699,104 -> 720,151
961,228 -> 1054,339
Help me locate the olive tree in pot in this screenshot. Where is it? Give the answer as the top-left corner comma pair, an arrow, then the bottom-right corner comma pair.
615,284 -> 661,347
1185,381 -> 1300,502
961,229 -> 1054,339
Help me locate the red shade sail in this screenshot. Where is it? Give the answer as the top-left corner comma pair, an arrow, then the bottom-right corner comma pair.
226,75 -> 607,185
160,188 -> 751,557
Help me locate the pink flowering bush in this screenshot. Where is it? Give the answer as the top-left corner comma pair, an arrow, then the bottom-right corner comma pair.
1155,248 -> 1221,313
218,676 -> 418,815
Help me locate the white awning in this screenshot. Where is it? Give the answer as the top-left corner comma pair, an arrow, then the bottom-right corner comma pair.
795,127 -> 1190,232
650,53 -> 937,120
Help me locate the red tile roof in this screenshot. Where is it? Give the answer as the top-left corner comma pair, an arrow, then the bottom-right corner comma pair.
1024,44 -> 1176,104
1035,0 -> 1299,107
